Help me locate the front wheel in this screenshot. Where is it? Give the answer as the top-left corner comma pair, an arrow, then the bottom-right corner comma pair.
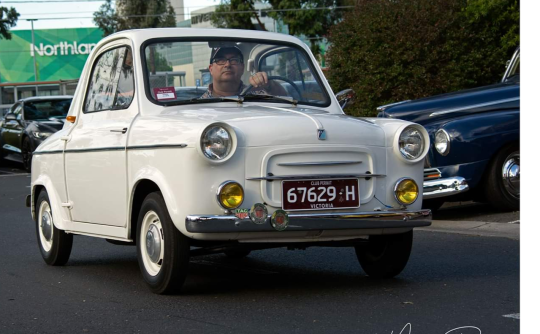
354,231 -> 413,278
484,144 -> 520,211
36,190 -> 73,265
136,192 -> 190,294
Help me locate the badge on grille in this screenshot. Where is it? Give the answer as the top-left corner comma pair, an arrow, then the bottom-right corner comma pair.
249,203 -> 268,225
271,210 -> 289,231
234,208 -> 249,220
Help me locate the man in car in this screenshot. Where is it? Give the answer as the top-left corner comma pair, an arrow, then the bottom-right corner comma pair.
201,46 -> 286,98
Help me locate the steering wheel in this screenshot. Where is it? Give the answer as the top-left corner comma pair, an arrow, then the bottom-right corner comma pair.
241,75 -> 303,101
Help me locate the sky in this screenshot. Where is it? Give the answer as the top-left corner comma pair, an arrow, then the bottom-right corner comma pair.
6,0 -> 218,31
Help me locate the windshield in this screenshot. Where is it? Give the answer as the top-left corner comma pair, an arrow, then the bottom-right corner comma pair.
24,99 -> 72,121
144,39 -> 330,106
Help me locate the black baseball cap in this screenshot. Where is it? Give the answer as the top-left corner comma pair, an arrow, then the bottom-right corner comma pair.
210,46 -> 244,64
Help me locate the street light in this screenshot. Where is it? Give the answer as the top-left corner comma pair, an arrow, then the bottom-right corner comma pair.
27,19 -> 39,95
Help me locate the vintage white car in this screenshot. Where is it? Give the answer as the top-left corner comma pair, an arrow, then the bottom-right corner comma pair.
29,28 -> 431,294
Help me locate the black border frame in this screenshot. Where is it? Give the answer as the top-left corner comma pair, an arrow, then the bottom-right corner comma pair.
140,37 -> 332,108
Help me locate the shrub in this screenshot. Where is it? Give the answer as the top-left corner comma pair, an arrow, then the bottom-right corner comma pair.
326,0 -> 519,117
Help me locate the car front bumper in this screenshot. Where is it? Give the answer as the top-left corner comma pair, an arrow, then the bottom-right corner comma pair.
423,176 -> 469,199
186,209 -> 432,233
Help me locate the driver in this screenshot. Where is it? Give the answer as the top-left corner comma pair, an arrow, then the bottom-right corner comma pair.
201,46 -> 286,98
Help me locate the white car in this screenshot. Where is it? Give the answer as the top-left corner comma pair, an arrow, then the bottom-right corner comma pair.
29,28 -> 431,294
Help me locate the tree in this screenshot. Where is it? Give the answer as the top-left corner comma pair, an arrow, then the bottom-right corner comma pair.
0,6 -> 20,40
93,0 -> 176,37
210,0 -> 350,56
326,0 -> 519,117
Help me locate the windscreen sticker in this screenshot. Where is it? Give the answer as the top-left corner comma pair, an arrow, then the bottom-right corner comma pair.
153,87 -> 177,101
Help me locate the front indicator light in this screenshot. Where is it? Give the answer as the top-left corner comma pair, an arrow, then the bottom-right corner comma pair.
394,178 -> 419,205
217,181 -> 244,210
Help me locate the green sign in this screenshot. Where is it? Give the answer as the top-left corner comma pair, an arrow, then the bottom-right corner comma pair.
0,28 -> 103,83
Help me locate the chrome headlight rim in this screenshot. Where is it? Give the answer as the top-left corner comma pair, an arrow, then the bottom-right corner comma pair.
434,129 -> 451,156
197,122 -> 238,164
216,180 -> 244,210
393,124 -> 430,164
393,177 -> 419,206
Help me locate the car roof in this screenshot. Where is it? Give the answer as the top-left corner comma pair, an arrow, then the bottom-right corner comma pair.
18,96 -> 73,103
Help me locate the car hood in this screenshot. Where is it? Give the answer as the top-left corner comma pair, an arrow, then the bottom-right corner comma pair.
159,104 -> 386,147
30,120 -> 65,133
379,81 -> 520,124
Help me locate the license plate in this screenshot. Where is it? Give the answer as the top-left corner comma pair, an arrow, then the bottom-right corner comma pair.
282,179 -> 360,211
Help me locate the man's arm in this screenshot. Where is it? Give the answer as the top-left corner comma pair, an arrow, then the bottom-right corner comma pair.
249,72 -> 289,96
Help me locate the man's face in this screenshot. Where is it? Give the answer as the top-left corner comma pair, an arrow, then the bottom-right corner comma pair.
209,52 -> 244,85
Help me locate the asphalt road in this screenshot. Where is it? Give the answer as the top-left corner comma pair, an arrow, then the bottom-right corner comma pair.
0,165 -> 520,333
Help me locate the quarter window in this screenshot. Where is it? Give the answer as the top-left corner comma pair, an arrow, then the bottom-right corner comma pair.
84,46 -> 134,113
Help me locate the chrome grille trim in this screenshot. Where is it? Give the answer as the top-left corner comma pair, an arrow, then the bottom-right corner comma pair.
247,173 -> 384,181
424,168 -> 442,181
277,161 -> 362,166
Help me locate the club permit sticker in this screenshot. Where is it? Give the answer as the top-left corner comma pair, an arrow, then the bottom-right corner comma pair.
153,87 -> 177,101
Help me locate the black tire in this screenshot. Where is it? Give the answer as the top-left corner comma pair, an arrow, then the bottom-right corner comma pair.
484,144 -> 520,211
136,192 -> 190,294
354,231 -> 413,278
35,190 -> 73,266
22,136 -> 32,173
224,249 -> 251,259
422,199 -> 445,212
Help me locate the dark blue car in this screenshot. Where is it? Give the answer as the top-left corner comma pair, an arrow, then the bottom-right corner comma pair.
377,47 -> 520,211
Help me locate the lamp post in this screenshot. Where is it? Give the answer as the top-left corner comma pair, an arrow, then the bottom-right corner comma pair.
27,19 -> 39,95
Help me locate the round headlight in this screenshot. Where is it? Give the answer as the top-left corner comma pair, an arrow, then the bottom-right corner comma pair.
398,126 -> 425,160
394,178 -> 419,205
217,181 -> 244,210
201,125 -> 232,160
434,129 -> 450,156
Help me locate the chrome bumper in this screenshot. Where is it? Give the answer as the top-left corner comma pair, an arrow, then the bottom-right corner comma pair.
185,209 -> 431,233
423,176 -> 469,199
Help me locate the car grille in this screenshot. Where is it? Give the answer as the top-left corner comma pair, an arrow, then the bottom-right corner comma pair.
424,168 -> 441,181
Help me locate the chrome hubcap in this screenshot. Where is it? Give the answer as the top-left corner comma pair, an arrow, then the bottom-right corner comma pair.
41,211 -> 53,241
502,152 -> 520,199
38,200 -> 53,252
140,211 -> 164,276
146,224 -> 162,264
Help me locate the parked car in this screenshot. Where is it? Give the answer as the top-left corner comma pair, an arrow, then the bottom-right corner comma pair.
29,28 -> 431,294
378,47 -> 520,211
0,96 -> 73,171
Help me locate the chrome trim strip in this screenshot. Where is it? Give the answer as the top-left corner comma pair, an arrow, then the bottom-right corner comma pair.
247,173 -> 384,181
128,144 -> 188,150
33,144 -> 189,155
429,97 -> 520,117
277,161 -> 362,166
502,47 -> 519,83
186,209 -> 432,233
423,168 -> 442,181
423,176 -> 469,199
377,100 -> 412,112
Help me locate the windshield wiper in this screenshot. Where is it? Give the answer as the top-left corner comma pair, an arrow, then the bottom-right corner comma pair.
240,94 -> 298,106
164,96 -> 244,106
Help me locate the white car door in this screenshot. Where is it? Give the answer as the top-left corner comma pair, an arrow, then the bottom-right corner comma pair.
65,45 -> 136,227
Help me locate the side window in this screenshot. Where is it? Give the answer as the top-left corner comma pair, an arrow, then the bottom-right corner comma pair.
84,46 -> 134,113
260,49 -> 325,102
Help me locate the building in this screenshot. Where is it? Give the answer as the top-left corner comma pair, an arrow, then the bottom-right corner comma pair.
0,27 -> 103,106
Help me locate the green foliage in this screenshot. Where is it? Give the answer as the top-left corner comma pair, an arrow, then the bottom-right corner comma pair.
326,0 -> 520,117
211,0 -> 259,30
0,6 -> 20,40
93,0 -> 176,37
210,0 -> 350,56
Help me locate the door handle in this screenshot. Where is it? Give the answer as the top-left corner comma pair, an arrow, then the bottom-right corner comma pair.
110,128 -> 128,134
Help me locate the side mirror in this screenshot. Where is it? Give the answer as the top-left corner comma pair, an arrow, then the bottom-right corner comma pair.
5,113 -> 17,121
336,89 -> 355,109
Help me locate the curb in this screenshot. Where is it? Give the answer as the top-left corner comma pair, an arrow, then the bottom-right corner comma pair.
418,220 -> 520,240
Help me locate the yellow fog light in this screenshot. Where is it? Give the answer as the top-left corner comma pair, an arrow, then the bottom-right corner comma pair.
217,181 -> 244,210
394,178 -> 419,205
